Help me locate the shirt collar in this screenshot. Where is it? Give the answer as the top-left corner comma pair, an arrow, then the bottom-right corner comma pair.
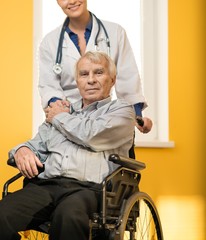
70,97 -> 112,113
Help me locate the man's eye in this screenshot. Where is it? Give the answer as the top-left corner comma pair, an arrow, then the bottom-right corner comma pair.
96,71 -> 103,75
80,72 -> 88,77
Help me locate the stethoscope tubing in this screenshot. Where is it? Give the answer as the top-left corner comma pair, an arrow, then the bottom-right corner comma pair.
56,17 -> 70,65
53,13 -> 110,75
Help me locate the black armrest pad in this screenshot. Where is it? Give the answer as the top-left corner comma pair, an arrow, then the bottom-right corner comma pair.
7,157 -> 45,174
109,154 -> 146,171
7,158 -> 17,167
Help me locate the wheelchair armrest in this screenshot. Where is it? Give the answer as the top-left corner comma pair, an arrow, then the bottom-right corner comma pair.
8,154 -> 146,171
109,154 -> 146,171
7,157 -> 45,174
3,158 -> 22,198
7,157 -> 17,167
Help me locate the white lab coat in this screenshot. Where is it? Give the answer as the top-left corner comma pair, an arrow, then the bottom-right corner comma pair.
38,14 -> 147,109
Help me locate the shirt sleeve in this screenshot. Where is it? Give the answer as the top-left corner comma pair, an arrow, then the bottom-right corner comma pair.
48,97 -> 62,106
114,25 -> 147,109
38,33 -> 66,108
51,101 -> 136,151
133,102 -> 144,117
8,123 -> 50,163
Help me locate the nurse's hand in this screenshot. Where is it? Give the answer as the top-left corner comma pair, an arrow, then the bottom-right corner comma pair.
136,117 -> 153,134
14,147 -> 43,179
44,100 -> 70,114
61,99 -> 70,108
45,101 -> 70,123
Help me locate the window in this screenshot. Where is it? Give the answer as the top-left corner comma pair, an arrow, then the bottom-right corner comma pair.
33,0 -> 174,148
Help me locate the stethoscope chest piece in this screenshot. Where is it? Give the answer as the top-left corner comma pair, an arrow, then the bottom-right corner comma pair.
53,63 -> 62,75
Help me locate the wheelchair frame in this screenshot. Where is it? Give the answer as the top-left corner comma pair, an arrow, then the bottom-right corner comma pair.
2,154 -> 164,240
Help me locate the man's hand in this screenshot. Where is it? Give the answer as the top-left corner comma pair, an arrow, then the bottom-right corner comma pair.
45,100 -> 70,123
136,117 -> 153,134
14,147 -> 43,179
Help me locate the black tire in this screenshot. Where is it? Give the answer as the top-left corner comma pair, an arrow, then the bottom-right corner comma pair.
118,192 -> 163,240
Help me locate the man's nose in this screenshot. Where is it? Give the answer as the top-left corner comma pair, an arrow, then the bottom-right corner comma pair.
87,74 -> 96,84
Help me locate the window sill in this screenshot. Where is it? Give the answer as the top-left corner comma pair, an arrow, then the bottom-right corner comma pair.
135,140 -> 175,148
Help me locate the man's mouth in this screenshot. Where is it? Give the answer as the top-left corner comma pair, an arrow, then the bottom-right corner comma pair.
86,88 -> 98,93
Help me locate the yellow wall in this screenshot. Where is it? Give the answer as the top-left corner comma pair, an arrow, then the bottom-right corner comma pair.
0,1 -> 33,188
0,0 -> 205,239
135,0 -> 206,238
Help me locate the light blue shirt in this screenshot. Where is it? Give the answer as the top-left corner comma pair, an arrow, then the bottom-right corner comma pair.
9,97 -> 135,183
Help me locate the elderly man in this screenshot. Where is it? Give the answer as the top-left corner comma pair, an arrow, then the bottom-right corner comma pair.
0,52 -> 136,240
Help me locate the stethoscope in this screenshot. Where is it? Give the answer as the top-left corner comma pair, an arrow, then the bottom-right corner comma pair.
53,13 -> 111,75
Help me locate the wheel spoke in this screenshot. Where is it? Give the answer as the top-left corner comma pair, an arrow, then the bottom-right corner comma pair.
118,192 -> 163,240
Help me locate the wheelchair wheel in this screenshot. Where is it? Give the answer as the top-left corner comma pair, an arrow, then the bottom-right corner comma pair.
118,192 -> 163,240
19,230 -> 48,240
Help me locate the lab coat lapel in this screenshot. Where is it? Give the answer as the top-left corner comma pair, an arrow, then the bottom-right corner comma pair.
86,15 -> 98,52
63,33 -> 80,60
86,15 -> 108,53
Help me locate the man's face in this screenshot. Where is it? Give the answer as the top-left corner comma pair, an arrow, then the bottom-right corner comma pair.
57,0 -> 87,18
76,58 -> 116,107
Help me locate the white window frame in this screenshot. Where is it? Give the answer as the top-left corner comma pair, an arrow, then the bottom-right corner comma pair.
33,0 -> 174,148
135,0 -> 174,147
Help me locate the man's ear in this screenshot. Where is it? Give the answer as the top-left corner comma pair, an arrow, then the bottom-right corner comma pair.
111,75 -> 116,86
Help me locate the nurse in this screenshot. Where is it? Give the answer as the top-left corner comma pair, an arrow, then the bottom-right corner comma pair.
38,0 -> 152,134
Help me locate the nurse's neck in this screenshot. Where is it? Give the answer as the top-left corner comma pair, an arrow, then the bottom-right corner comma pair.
69,11 -> 91,32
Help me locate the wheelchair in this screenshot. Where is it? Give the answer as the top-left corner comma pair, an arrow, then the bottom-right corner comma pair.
2,153 -> 164,240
